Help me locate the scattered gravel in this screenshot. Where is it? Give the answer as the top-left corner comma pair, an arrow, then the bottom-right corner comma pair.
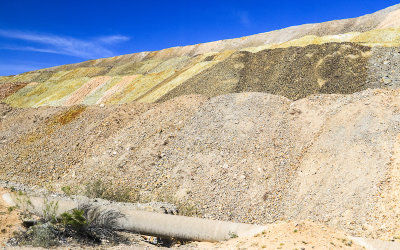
0,5 -> 400,247
367,46 -> 400,89
159,42 -> 372,101
1,89 -> 400,240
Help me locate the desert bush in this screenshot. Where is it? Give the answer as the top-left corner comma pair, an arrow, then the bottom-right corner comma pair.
84,179 -> 139,202
177,203 -> 199,217
61,209 -> 87,229
61,186 -> 73,196
42,199 -> 59,223
30,223 -> 59,248
157,193 -> 199,217
12,207 -> 128,247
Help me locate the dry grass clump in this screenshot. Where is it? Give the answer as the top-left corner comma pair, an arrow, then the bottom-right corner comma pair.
84,179 -> 140,203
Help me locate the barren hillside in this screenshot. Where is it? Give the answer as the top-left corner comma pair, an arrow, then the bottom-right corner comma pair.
1,3 -> 400,249
0,4 -> 399,107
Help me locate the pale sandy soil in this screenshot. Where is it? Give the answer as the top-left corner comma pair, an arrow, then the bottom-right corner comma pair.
195,221 -> 363,250
377,9 -> 400,29
0,188 -> 23,247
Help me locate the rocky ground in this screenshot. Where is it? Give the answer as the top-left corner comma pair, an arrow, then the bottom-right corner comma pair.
1,89 -> 400,242
367,46 -> 400,88
0,186 -> 365,249
1,3 -> 400,249
195,221 -> 363,250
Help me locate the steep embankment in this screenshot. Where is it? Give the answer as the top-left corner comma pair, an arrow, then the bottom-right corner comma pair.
1,89 -> 399,240
1,4 -> 400,107
1,3 -> 400,246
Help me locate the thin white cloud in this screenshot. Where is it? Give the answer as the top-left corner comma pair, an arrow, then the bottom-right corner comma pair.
233,10 -> 251,27
239,12 -> 251,26
0,45 -> 60,54
0,30 -> 130,59
97,35 -> 130,44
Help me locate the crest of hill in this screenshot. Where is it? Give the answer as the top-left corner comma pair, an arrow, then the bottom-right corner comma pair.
18,4 -> 400,70
0,4 -> 400,107
16,3 -> 400,71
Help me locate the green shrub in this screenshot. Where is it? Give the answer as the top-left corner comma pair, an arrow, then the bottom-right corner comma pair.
60,209 -> 87,229
42,199 -> 59,223
7,206 -> 16,213
85,180 -> 106,199
61,186 -> 73,196
229,231 -> 238,238
177,203 -> 198,217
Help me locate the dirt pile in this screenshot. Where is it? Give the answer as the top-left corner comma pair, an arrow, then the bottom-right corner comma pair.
1,4 -> 400,248
1,89 -> 399,240
4,43 -> 400,107
196,221 -> 362,249
1,5 -> 400,107
159,42 -> 372,101
2,42 -> 399,107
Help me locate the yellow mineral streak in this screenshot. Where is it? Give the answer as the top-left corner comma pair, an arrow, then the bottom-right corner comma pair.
272,33 -> 359,48
318,78 -> 327,87
111,70 -> 176,104
81,76 -> 122,105
65,76 -> 111,106
26,82 -> 39,87
96,75 -> 139,104
46,71 -> 71,82
35,77 -> 90,107
148,56 -> 191,74
137,60 -> 219,103
107,59 -> 161,76
58,67 -> 106,81
0,73 -> 40,84
242,44 -> 273,53
4,77 -> 90,107
135,51 -> 233,103
350,28 -> 400,45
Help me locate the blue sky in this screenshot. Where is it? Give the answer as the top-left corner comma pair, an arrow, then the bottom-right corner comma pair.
0,0 -> 398,76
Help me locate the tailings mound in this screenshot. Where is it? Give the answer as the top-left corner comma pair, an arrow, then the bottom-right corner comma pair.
1,90 -> 399,239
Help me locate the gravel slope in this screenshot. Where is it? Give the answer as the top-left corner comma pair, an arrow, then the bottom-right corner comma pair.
1,5 -> 400,107
1,89 -> 399,240
1,4 -> 400,247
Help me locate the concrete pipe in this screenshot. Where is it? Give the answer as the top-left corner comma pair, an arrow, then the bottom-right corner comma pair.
2,192 -> 267,242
